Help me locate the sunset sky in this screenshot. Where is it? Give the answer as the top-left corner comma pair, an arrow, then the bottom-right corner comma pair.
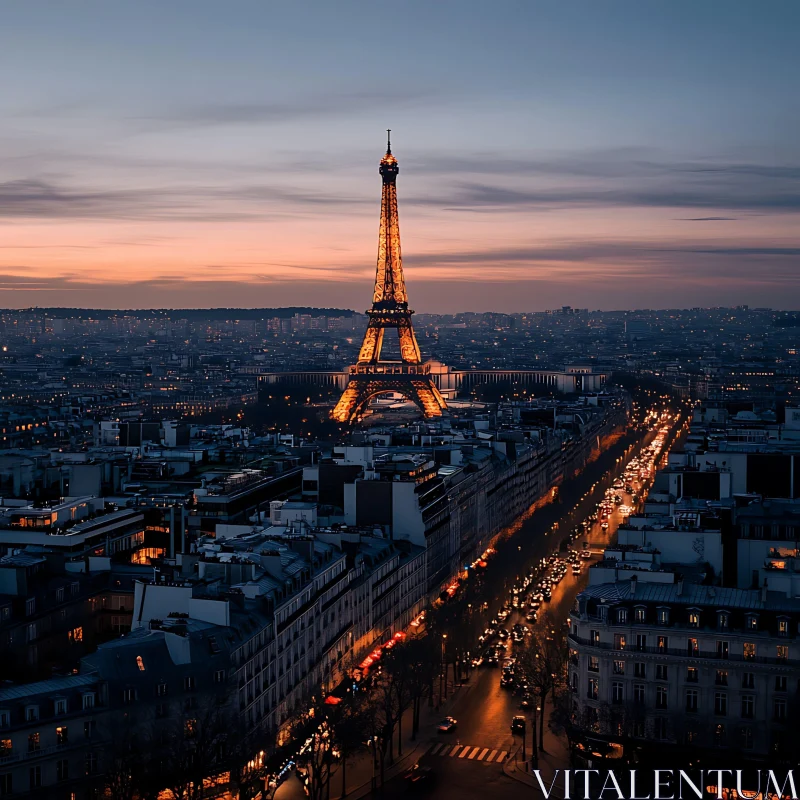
1,1 -> 799,312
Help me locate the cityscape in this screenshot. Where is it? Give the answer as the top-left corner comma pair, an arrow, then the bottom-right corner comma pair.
2,3 -> 800,800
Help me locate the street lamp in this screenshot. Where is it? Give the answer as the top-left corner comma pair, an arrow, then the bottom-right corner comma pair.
441,633 -> 448,702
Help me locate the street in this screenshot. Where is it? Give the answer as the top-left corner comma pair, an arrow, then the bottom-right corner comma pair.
371,414 -> 682,800
275,411 -> 684,800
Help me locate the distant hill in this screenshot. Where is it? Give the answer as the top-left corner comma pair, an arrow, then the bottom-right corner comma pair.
2,307 -> 357,320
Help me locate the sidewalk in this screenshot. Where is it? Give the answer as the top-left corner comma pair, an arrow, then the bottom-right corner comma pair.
277,677 -> 473,800
502,696 -> 571,797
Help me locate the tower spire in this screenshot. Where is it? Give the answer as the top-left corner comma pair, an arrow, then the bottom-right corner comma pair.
386,128 -> 391,154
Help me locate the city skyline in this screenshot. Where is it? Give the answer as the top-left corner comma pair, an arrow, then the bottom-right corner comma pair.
1,1 -> 799,312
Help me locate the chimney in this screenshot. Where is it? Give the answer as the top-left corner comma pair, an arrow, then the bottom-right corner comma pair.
676,577 -> 684,596
630,575 -> 637,596
761,578 -> 768,603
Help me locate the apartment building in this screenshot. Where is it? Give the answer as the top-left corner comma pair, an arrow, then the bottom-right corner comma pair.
569,575 -> 800,760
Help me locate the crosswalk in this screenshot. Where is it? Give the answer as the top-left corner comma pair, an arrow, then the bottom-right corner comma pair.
424,742 -> 509,763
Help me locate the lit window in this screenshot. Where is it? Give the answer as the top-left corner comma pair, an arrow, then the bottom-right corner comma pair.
136,656 -> 145,671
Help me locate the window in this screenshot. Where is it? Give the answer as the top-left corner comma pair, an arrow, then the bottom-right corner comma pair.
28,733 -> 40,753
184,719 -> 197,738
25,706 -> 38,722
26,623 -> 37,643
716,641 -> 729,659
85,752 -> 97,775
29,766 -> 41,789
778,619 -> 789,637
55,699 -> 66,715
743,642 -> 756,660
653,664 -> 667,681
588,656 -> 599,672
635,634 -> 647,652
183,676 -> 195,691
84,721 -> 95,740
56,759 -> 69,781
715,670 -> 728,686
0,774 -> 12,795
688,611 -> 700,628
741,695 -> 754,719
714,724 -> 727,747
634,607 -> 645,623
156,703 -> 167,719
742,672 -> 755,688
714,693 -> 728,716
612,682 -> 624,704
587,679 -> 598,700
56,726 -> 68,746
613,634 -> 626,650
686,689 -> 698,711
777,645 -> 789,661
136,656 -> 145,671
718,612 -> 729,630
613,660 -> 625,675
617,609 -> 628,624
157,683 -> 167,697
657,635 -> 668,652
746,615 -> 758,630
214,669 -> 226,684
0,712 -> 7,728
0,740 -> 10,757
775,675 -> 787,692
657,608 -> 669,625
687,638 -> 699,656
633,683 -> 645,704
122,688 -> 136,705
56,587 -> 64,603
590,629 -> 600,645
82,693 -> 94,710
654,717 -> 668,740
25,598 -> 35,616
774,699 -> 788,721
68,626 -> 83,643
740,726 -> 754,750
634,662 -> 646,678
656,686 -> 668,709
686,667 -> 698,683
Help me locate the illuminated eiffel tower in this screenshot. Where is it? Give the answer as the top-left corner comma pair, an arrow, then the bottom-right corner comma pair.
332,133 -> 447,424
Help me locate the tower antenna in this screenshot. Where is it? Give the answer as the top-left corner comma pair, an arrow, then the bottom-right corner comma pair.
386,129 -> 391,154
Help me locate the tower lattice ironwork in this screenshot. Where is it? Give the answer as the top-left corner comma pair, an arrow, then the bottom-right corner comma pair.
332,133 -> 447,423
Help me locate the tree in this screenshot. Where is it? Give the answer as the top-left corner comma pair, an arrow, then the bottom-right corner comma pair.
515,612 -> 568,750
325,689 -> 371,799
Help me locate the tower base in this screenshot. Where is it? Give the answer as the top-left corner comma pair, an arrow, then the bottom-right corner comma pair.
331,376 -> 447,424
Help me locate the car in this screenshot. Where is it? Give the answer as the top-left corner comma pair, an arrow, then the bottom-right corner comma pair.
437,717 -> 457,733
470,654 -> 484,668
511,716 -> 526,735
500,674 -> 515,688
404,764 -> 434,787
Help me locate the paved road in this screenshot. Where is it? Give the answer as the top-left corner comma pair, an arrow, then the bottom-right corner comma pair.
375,416 -> 683,800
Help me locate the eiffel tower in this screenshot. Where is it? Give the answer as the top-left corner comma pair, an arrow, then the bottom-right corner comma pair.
332,133 -> 447,424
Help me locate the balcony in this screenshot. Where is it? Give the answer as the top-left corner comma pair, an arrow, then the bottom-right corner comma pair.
568,633 -> 797,667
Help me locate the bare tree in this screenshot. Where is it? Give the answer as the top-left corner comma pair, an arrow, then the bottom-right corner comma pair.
515,612 -> 568,750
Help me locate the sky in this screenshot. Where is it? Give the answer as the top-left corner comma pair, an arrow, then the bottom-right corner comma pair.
1,0 -> 799,313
